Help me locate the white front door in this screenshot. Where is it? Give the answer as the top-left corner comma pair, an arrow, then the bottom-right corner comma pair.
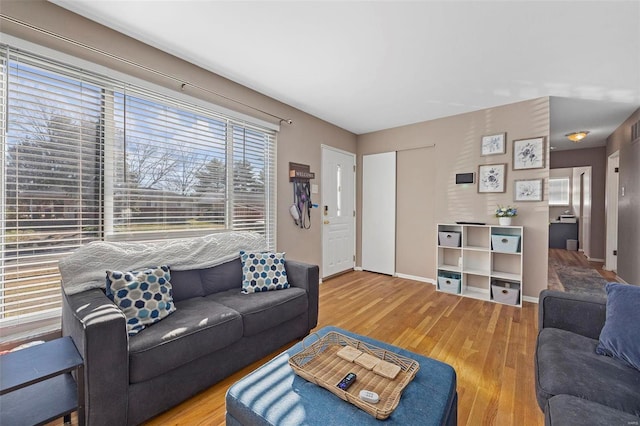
321,145 -> 355,278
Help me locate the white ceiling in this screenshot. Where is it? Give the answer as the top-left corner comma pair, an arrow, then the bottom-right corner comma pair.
52,1 -> 640,150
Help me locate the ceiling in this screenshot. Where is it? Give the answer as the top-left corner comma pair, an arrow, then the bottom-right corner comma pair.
52,1 -> 640,150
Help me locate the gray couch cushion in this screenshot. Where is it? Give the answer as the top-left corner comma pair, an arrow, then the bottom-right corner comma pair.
170,269 -> 205,302
545,394 -> 640,425
209,287 -> 308,337
536,328 -> 640,416
128,297 -> 242,383
200,259 -> 243,294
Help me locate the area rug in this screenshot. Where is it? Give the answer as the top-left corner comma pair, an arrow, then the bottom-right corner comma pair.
555,266 -> 609,296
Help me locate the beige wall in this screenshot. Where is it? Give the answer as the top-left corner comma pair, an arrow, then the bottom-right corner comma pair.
606,108 -> 640,284
550,147 -> 607,260
357,98 -> 550,299
1,0 -> 357,268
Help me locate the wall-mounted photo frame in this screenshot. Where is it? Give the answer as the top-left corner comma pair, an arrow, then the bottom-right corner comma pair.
481,132 -> 506,156
513,136 -> 545,170
478,163 -> 506,193
514,178 -> 543,201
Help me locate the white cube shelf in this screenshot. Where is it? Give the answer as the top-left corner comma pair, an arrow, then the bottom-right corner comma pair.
436,223 -> 523,307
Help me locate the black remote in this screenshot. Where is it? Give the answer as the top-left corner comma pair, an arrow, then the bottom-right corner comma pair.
337,372 -> 357,391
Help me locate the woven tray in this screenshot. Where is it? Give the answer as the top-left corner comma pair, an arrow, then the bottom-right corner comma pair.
288,331 -> 420,419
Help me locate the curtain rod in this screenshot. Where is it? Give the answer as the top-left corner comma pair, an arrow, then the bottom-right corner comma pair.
398,143 -> 436,152
0,14 -> 294,126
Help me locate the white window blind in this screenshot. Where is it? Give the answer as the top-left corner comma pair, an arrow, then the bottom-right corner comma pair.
1,46 -> 277,340
232,125 -> 276,248
549,177 -> 570,206
2,52 -> 103,335
109,89 -> 229,238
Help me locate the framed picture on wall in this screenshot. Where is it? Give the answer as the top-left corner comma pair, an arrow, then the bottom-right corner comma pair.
478,163 -> 506,193
481,132 -> 506,156
514,178 -> 543,201
513,136 -> 545,170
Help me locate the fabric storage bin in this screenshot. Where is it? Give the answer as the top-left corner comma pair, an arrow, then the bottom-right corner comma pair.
438,272 -> 461,294
491,234 -> 520,253
491,281 -> 520,305
439,231 -> 461,247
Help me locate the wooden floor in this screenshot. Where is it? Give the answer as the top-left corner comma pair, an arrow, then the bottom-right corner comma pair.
52,249 -> 617,426
547,248 -> 619,291
141,272 -> 544,426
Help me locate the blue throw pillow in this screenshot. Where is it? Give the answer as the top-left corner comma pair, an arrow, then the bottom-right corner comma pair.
106,265 -> 176,336
240,251 -> 289,294
595,282 -> 640,371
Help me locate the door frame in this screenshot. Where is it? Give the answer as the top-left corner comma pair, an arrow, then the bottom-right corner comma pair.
321,144 -> 356,279
605,151 -> 619,271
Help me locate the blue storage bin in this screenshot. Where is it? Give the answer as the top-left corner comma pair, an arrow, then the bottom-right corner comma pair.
437,271 -> 461,294
491,234 -> 520,253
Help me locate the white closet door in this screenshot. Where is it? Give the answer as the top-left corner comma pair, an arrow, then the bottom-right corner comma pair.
362,152 -> 396,275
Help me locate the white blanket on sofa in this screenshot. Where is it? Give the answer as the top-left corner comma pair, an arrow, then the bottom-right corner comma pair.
58,231 -> 267,295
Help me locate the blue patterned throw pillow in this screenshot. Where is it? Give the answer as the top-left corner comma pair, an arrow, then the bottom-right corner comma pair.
240,251 -> 289,294
106,265 -> 176,336
595,282 -> 640,371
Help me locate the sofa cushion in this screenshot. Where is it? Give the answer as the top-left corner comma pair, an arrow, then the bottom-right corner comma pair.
240,251 -> 289,294
105,265 -> 176,336
545,394 -> 640,426
128,297 -> 243,383
536,327 -> 640,416
596,282 -> 640,371
170,269 -> 205,302
200,258 -> 243,295
209,287 -> 307,337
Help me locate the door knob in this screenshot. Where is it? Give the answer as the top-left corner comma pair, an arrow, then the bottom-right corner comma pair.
323,220 -> 330,225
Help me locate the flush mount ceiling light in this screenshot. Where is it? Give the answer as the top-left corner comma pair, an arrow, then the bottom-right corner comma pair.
565,131 -> 590,142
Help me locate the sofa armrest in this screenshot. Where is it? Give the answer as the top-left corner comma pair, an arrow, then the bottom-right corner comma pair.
62,288 -> 129,425
538,289 -> 607,340
285,260 -> 320,330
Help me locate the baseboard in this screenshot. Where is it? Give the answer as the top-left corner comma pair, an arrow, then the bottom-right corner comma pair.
354,266 -> 363,271
394,273 -> 436,285
587,257 -> 605,262
349,270 -> 538,302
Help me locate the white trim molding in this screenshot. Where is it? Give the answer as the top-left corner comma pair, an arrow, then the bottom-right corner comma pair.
394,273 -> 436,285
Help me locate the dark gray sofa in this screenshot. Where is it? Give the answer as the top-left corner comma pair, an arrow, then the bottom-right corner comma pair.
535,290 -> 640,424
62,257 -> 319,425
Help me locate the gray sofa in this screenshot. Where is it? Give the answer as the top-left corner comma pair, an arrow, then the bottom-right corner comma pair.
62,257 -> 319,425
535,290 -> 640,424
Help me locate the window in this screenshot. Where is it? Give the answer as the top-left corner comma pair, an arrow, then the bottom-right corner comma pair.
549,177 -> 570,206
0,45 -> 276,340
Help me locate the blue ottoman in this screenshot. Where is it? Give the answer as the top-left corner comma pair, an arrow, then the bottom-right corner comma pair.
226,326 -> 457,425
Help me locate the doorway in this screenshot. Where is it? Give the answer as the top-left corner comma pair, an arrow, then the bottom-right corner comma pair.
321,145 -> 356,279
573,166 -> 592,258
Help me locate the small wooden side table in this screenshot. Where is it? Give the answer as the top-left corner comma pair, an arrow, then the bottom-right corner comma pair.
0,336 -> 85,426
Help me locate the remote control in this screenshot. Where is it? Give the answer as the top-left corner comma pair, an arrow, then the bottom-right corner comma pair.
337,372 -> 357,391
359,390 -> 380,404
